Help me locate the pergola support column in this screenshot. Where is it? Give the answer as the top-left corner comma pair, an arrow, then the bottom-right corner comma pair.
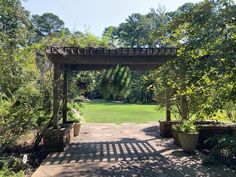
52,63 -> 63,129
165,87 -> 171,121
62,65 -> 68,123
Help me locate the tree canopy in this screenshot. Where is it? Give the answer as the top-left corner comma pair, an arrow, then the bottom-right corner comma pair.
31,13 -> 65,36
108,7 -> 168,48
155,0 -> 236,119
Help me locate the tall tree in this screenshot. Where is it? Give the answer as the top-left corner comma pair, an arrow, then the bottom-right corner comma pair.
0,0 -> 42,150
102,26 -> 117,47
112,6 -> 168,47
0,0 -> 34,95
155,0 -> 236,120
31,13 -> 65,37
0,0 -> 33,48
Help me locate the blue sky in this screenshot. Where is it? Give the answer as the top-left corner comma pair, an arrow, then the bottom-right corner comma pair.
22,0 -> 202,36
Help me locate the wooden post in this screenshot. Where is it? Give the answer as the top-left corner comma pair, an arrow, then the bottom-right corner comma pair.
165,87 -> 171,121
52,63 -> 62,129
62,65 -> 68,123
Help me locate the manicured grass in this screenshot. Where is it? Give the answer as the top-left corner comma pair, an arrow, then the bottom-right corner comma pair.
80,100 -> 166,124
80,100 -> 233,124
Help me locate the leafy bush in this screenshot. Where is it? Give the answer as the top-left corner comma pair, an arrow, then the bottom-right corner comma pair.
68,71 -> 97,100
203,136 -> 236,167
0,83 -> 41,151
67,102 -> 83,123
0,170 -> 24,177
0,155 -> 27,177
224,102 -> 236,122
173,120 -> 198,133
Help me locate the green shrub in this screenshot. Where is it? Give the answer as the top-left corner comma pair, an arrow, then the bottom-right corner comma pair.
67,102 -> 83,123
0,83 -> 42,151
0,155 -> 27,177
224,102 -> 236,122
203,136 -> 236,167
0,169 -> 24,177
172,120 -> 198,133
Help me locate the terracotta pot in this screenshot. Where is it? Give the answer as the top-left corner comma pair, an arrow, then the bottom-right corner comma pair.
178,132 -> 199,153
74,123 -> 81,136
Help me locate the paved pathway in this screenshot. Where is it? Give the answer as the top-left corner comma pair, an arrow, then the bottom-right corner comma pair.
32,123 -> 236,177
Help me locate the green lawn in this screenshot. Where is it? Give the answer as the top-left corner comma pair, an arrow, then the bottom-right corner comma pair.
80,100 -> 233,124
80,100 -> 166,124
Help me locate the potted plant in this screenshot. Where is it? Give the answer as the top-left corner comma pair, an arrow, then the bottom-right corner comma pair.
68,109 -> 81,137
174,120 -> 199,153
171,125 -> 181,147
73,115 -> 81,137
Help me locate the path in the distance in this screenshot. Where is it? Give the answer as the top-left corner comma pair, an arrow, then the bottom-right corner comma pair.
32,123 -> 235,177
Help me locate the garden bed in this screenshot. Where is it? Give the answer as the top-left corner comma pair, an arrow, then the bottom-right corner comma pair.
197,124 -> 236,149
159,120 -> 219,138
169,122 -> 236,149
1,143 -> 48,177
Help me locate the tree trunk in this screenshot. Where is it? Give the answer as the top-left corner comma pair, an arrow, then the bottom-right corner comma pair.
180,72 -> 188,120
180,94 -> 188,120
165,87 -> 171,121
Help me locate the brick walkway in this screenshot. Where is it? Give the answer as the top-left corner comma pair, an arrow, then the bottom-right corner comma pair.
32,123 -> 236,177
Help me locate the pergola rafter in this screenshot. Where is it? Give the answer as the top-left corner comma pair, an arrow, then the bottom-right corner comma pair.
46,46 -> 178,129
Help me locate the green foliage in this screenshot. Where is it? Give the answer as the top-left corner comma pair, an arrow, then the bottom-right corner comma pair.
67,102 -> 82,123
0,48 -> 43,151
111,7 -> 168,47
0,0 -> 33,48
99,65 -> 131,100
31,13 -> 65,37
102,26 -> 117,47
128,71 -> 155,103
67,111 -> 81,123
0,82 -> 41,150
0,170 -> 24,177
154,0 -> 236,120
0,0 -> 46,151
203,136 -> 236,167
68,71 -> 96,99
0,155 -> 27,177
173,120 -> 198,134
224,101 -> 236,122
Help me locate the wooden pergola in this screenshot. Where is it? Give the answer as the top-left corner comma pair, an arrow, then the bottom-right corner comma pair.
46,46 -> 178,129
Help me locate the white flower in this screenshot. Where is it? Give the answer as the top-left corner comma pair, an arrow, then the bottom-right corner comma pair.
23,154 -> 28,164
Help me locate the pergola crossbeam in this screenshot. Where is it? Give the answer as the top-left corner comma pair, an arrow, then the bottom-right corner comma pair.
47,47 -> 178,56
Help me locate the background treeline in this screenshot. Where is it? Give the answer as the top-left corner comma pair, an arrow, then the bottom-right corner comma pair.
0,0 -> 236,161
